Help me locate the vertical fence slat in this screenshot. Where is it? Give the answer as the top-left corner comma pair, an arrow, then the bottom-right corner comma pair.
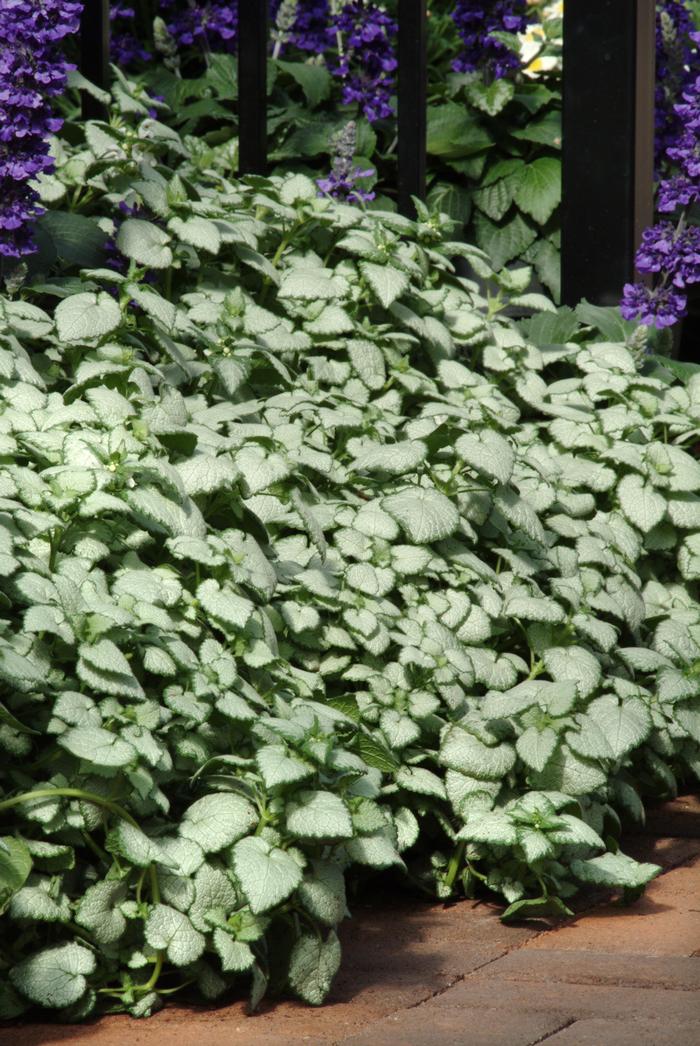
238,0 -> 268,176
397,0 -> 427,217
80,0 -> 110,120
561,0 -> 656,306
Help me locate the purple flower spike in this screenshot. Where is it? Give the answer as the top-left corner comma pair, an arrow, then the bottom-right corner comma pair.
451,1 -> 527,81
316,121 -> 375,204
110,3 -> 151,67
621,29 -> 700,331
330,2 -> 397,123
0,0 -> 82,260
621,283 -> 688,328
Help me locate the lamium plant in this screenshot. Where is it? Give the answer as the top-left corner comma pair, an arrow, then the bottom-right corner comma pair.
1,73 -> 700,1021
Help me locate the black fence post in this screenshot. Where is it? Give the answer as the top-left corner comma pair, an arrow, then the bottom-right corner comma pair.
561,0 -> 656,307
80,0 -> 110,120
397,0 -> 427,217
238,0 -> 268,176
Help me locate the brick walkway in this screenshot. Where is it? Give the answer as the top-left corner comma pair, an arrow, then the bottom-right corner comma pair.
3,797 -> 699,1046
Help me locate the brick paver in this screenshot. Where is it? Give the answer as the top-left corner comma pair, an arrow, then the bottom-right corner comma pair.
480,950 -> 700,990
341,1007 -> 571,1046
543,1018 -> 700,1046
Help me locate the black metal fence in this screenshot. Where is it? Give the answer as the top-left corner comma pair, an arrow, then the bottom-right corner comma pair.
79,0 -> 657,309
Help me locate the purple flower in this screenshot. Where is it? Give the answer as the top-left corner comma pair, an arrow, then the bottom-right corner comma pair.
451,1 -> 527,81
622,24 -> 700,331
0,0 -> 82,259
621,283 -> 688,328
655,1 -> 697,168
657,174 -> 700,213
160,0 -> 238,54
635,223 -> 700,289
316,120 -> 375,204
110,3 -> 150,67
284,0 -> 329,54
330,2 -> 397,123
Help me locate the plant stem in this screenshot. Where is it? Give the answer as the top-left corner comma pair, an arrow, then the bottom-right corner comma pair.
0,788 -> 139,828
444,839 -> 466,891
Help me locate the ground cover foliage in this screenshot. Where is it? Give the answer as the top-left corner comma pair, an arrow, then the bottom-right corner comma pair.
1,77 -> 700,1019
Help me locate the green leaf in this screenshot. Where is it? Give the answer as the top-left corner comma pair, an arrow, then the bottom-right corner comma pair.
54,292 -> 121,344
543,646 -> 602,700
383,486 -> 459,543
129,486 -> 206,539
348,339 -> 386,389
180,794 -> 258,853
256,744 -> 314,789
344,830 -> 404,869
287,790 -> 353,841
473,177 -> 516,223
9,884 -> 70,923
213,931 -> 255,972
531,745 -> 608,796
231,836 -> 303,914
346,563 -> 394,598
440,726 -> 516,780
512,110 -> 561,147
502,895 -> 573,922
395,766 -> 446,798
458,812 -> 517,846
125,283 -> 177,330
79,638 -> 133,677
464,78 -> 515,116
276,61 -> 331,107
473,211 -> 538,271
515,727 -> 558,772
394,807 -> 420,852
235,446 -> 291,495
116,219 -> 173,269
354,502 -> 400,540
0,837 -> 32,915
355,733 -> 400,772
189,864 -> 237,931
427,104 -> 492,158
107,822 -> 177,869
514,158 -> 561,226
288,930 -> 341,1006
571,852 -> 661,890
352,440 -> 427,475
305,304 -> 354,335
35,211 -> 108,268
359,262 -> 410,309
58,726 -> 136,768
647,443 -> 700,492
197,579 -> 254,630
566,716 -> 615,761
75,881 -> 127,944
168,217 -> 221,255
585,696 -> 652,759
145,905 -> 205,966
456,429 -> 515,484
618,474 -> 666,531
391,544 -> 433,575
298,860 -> 347,926
530,239 -> 561,299
547,814 -> 604,849
10,944 -> 95,1009
278,268 -> 348,301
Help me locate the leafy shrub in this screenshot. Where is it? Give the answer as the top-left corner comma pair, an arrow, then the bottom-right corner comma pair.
1,80 -> 699,1019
